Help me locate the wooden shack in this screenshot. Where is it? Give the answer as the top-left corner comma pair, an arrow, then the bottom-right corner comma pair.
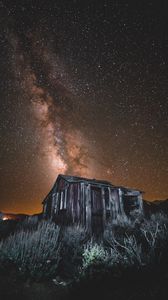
42,174 -> 143,235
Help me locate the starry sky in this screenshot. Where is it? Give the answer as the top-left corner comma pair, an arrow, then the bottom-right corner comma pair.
0,0 -> 168,214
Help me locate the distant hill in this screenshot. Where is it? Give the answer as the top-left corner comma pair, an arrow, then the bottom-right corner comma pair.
153,199 -> 168,214
0,212 -> 43,221
0,212 -> 29,221
143,199 -> 168,215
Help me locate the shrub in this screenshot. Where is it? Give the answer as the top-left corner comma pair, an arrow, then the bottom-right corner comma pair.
140,213 -> 168,263
81,241 -> 111,277
0,220 -> 61,279
59,225 -> 87,278
104,217 -> 137,247
108,234 -> 144,266
15,215 -> 39,232
104,212 -> 168,268
0,219 -> 18,241
82,242 -> 108,269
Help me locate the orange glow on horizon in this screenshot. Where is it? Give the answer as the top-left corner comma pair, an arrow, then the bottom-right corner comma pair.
1,184 -> 167,216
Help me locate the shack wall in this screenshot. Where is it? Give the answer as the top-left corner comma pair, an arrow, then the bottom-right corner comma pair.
43,177 -> 143,233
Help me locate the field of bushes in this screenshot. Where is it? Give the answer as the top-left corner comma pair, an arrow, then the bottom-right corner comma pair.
0,211 -> 168,299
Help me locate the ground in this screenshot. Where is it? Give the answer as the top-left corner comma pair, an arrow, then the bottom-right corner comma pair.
1,265 -> 168,300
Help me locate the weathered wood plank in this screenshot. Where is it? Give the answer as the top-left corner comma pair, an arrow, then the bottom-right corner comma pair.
118,188 -> 125,215
101,187 -> 106,227
137,194 -> 143,212
43,174 -> 143,235
86,184 -> 91,232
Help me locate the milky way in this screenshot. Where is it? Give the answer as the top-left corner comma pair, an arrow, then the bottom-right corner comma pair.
8,31 -> 97,181
0,1 -> 168,214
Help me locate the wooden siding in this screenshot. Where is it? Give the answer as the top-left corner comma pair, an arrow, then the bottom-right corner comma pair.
43,175 -> 143,234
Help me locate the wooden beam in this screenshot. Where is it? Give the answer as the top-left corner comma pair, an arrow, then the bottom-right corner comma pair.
86,184 -> 92,232
64,188 -> 67,209
101,187 -> 106,228
54,192 -> 59,214
137,194 -> 143,212
80,182 -> 85,225
118,188 -> 127,221
43,203 -> 47,217
77,183 -> 80,221
51,193 -> 56,217
108,187 -> 113,221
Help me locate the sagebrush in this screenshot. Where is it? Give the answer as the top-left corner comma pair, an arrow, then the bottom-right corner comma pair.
0,220 -> 61,279
0,212 -> 168,280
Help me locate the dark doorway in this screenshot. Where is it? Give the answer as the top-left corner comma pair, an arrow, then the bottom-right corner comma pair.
91,187 -> 103,236
123,195 -> 138,216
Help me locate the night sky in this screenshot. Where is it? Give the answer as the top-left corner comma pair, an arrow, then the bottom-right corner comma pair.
0,1 -> 168,214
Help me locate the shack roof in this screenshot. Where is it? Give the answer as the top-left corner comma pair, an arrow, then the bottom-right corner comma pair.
58,175 -> 144,192
42,174 -> 144,204
58,174 -> 113,187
